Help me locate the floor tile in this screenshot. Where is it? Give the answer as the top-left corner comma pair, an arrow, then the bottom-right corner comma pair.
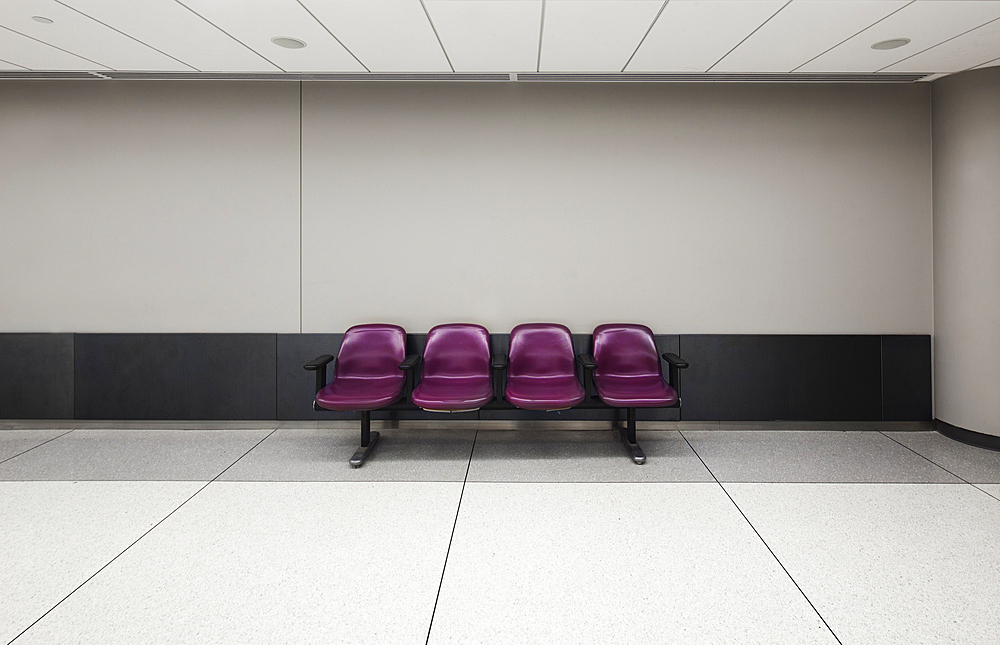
0,481 -> 202,644
0,429 -> 272,481
15,481 -> 462,645
0,429 -> 71,463
220,427 -> 475,482
884,431 -> 1000,483
683,430 -> 960,482
428,482 -> 837,645
467,430 -> 713,482
977,484 -> 1000,501
726,483 -> 1000,645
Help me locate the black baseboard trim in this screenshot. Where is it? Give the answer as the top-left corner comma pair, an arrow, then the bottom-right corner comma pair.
937,420 -> 1000,452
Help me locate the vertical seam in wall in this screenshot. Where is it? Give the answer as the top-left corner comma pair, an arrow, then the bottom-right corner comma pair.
880,336 -> 885,422
274,334 -> 279,421
927,82 -> 936,420
70,333 -> 76,421
299,81 -> 304,334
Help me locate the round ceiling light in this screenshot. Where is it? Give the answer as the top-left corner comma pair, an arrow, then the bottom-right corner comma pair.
871,38 -> 911,50
271,37 -> 306,49
31,15 -> 54,24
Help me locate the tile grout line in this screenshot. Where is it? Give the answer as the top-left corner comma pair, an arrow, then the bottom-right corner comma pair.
0,429 -> 76,466
878,431 -> 970,483
424,428 -> 478,645
678,430 -> 844,645
880,431 -> 1000,502
7,428 -> 278,645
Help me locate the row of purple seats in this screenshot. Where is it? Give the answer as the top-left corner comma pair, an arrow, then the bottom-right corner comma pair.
304,322 -> 688,467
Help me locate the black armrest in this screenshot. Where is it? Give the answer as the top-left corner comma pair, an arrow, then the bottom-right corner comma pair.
577,353 -> 597,402
304,355 -> 335,396
303,355 -> 334,371
492,354 -> 507,403
661,353 -> 689,369
399,354 -> 420,404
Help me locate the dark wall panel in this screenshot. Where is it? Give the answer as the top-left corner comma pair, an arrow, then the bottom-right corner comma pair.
75,334 -> 276,420
0,334 -> 74,419
679,335 -> 883,421
882,335 -> 933,421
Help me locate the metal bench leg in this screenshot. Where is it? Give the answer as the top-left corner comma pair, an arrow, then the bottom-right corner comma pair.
620,407 -> 646,465
350,410 -> 379,467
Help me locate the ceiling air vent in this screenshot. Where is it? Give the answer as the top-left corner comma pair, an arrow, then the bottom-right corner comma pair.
0,71 -> 99,80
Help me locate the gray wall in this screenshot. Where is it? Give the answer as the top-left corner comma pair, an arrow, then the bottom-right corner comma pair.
932,67 -> 1000,437
1,80 -> 932,335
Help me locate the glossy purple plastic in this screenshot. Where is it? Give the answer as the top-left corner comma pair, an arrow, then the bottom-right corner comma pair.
411,323 -> 494,411
505,323 -> 585,410
315,324 -> 407,412
592,323 -> 678,408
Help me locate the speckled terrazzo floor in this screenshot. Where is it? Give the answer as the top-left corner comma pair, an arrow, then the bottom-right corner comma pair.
2,427 -> 999,645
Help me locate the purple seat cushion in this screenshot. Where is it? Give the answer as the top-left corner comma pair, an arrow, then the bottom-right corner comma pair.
315,324 -> 406,412
411,323 -> 494,411
505,323 -> 585,410
592,323 -> 677,408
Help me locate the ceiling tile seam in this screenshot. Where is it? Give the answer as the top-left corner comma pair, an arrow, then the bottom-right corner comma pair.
706,0 -> 792,73
536,0 -> 546,73
0,23 -> 112,70
789,0 -> 914,73
296,0 -> 369,73
621,0 -> 669,73
171,0 -> 285,73
419,0 -> 454,73
0,56 -> 29,71
877,14 -> 1000,73
53,0 -> 199,72
966,55 -> 1000,73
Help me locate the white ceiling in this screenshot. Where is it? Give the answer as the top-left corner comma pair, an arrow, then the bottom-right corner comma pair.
2,0 -> 1000,79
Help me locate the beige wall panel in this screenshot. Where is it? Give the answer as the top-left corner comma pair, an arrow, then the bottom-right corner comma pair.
302,82 -> 932,335
0,81 -> 300,333
932,68 -> 1000,437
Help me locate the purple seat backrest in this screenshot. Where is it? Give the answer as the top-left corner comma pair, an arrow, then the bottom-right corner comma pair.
509,323 -> 576,378
592,323 -> 661,378
335,324 -> 407,378
422,324 -> 491,378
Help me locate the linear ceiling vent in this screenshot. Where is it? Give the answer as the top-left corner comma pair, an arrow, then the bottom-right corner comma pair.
0,71 -> 98,80
516,73 -> 931,83
0,71 -> 931,83
99,72 -> 512,81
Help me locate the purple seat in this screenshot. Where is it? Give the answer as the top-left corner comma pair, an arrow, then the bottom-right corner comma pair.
306,324 -> 418,467
504,323 -> 585,411
315,324 -> 407,411
586,323 -> 687,464
592,324 -> 677,407
411,323 -> 494,411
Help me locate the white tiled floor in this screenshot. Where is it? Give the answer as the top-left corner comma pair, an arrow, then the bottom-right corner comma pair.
1,427 -> 999,645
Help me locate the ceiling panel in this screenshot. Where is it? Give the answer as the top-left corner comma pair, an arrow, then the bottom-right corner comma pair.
181,0 -> 364,73
1,58 -> 29,70
800,0 -> 1000,73
62,0 -> 279,72
0,23 -> 108,70
973,56 -> 1000,69
886,16 -> 1000,72
0,0 -> 188,70
627,0 -> 785,73
302,0 -> 449,72
714,0 -> 907,73
426,0 -> 541,72
540,0 -> 663,72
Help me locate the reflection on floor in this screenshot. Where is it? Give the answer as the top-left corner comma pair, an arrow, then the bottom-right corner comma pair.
2,426 -> 999,644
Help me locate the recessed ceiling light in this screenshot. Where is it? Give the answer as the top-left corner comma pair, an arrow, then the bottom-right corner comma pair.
871,38 -> 910,51
271,37 -> 306,49
31,15 -> 53,24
